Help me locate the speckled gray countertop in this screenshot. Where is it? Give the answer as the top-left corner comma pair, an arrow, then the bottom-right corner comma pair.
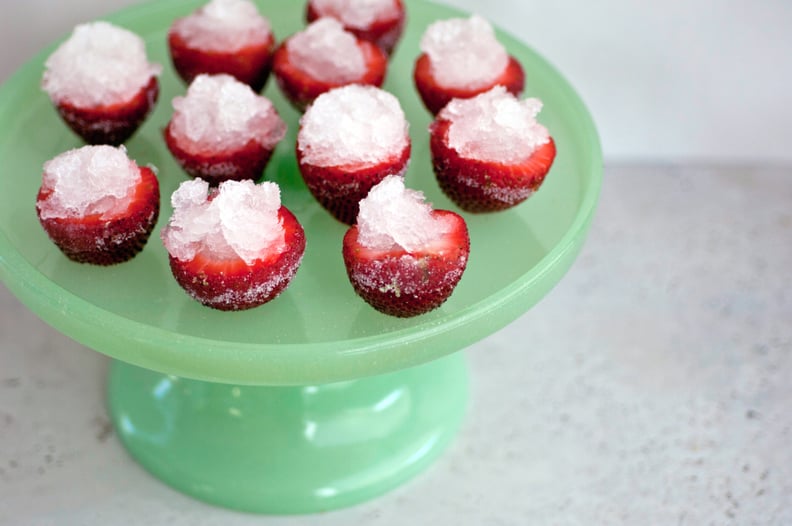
2,163 -> 791,525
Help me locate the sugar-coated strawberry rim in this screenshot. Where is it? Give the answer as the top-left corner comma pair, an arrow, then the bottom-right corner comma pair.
0,0 -> 602,386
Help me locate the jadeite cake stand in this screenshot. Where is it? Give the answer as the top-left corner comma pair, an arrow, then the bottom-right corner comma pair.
0,0 -> 601,515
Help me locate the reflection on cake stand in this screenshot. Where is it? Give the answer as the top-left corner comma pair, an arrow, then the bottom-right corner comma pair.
0,0 -> 602,515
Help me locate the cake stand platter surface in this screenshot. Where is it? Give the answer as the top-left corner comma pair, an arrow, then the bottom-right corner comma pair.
0,0 -> 602,515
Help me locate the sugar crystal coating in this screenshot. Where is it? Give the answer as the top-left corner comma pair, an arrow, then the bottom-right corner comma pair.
42,21 -> 161,108
170,74 -> 286,155
420,15 -> 508,90
171,0 -> 272,52
286,18 -> 366,83
440,86 -> 550,164
357,175 -> 450,252
161,179 -> 285,265
37,145 -> 141,220
311,0 -> 400,29
298,84 -> 408,168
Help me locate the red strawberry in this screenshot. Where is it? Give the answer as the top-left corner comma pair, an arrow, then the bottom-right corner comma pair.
53,77 -> 159,146
429,88 -> 556,212
161,180 -> 305,311
343,209 -> 469,318
430,116 -> 556,214
296,84 -> 411,224
167,206 -> 304,311
167,29 -> 275,92
163,74 -> 286,185
167,0 -> 276,92
305,0 -> 406,56
42,21 -> 161,145
272,20 -> 388,111
413,53 -> 524,115
36,150 -> 160,266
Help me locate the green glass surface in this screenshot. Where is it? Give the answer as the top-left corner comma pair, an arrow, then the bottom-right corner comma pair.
109,351 -> 467,514
0,0 -> 601,386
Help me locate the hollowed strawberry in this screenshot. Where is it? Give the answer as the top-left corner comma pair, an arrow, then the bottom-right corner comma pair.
161,179 -> 305,311
163,74 -> 286,185
342,176 -> 469,317
296,84 -> 411,224
167,0 -> 276,92
429,87 -> 556,213
42,22 -> 161,145
297,146 -> 410,225
36,146 -> 160,265
165,124 -> 278,185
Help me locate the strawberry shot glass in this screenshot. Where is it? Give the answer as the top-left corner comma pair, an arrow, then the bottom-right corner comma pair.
296,84 -> 411,225
42,22 -> 161,145
168,0 -> 276,92
160,179 -> 305,311
343,175 -> 470,318
164,74 -> 287,185
36,145 -> 160,265
430,86 -> 556,213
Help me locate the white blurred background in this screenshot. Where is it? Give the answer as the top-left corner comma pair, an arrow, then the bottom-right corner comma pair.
1,0 -> 790,162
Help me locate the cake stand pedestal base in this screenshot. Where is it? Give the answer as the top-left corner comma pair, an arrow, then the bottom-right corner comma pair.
107,352 -> 468,514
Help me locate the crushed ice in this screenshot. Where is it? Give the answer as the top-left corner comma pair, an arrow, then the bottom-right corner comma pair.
171,0 -> 272,51
440,86 -> 550,164
286,18 -> 366,83
310,0 -> 400,29
356,175 -> 449,252
298,84 -> 408,167
161,179 -> 285,265
38,145 -> 141,220
420,14 -> 508,90
169,74 -> 286,154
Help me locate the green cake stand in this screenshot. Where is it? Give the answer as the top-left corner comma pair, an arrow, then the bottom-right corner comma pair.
0,0 -> 602,514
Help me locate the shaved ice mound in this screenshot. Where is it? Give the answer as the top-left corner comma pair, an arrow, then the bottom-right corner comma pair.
439,86 -> 550,164
171,0 -> 272,52
420,15 -> 507,90
38,145 -> 140,220
297,84 -> 408,168
356,175 -> 452,252
43,21 -> 160,108
287,18 -> 366,84
161,179 -> 284,265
